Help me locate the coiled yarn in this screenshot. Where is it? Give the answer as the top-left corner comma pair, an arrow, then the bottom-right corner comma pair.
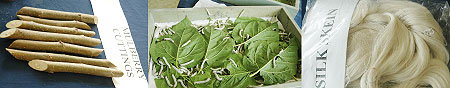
345,0 -> 450,88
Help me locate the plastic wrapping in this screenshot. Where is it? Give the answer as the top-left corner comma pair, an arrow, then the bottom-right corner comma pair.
304,0 -> 450,73
411,0 -> 450,68
302,0 -> 450,87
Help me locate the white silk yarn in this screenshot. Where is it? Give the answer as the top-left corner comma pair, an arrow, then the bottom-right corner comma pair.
345,0 -> 450,88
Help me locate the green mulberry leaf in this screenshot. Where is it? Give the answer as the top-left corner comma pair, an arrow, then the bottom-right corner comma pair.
258,38 -> 299,84
150,17 -> 207,68
205,29 -> 234,67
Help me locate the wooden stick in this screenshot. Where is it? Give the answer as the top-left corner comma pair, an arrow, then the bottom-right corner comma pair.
17,15 -> 91,30
0,28 -> 101,47
6,20 -> 95,37
8,40 -> 103,57
29,60 -> 123,77
17,7 -> 98,24
6,48 -> 114,67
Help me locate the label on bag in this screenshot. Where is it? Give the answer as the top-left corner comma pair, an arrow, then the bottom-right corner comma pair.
90,0 -> 149,88
301,0 -> 357,88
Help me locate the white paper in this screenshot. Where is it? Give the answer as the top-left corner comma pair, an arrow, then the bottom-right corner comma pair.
301,0 -> 357,88
90,0 -> 149,88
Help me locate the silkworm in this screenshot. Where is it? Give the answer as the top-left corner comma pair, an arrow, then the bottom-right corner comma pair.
190,72 -> 197,77
194,78 -> 211,84
165,76 -> 174,87
180,67 -> 188,74
232,50 -> 238,54
159,64 -> 164,76
178,79 -> 187,88
246,34 -> 250,40
168,28 -> 175,34
181,40 -> 191,47
229,58 -> 238,67
152,64 -> 157,74
222,37 -> 230,41
239,29 -> 243,37
163,57 -> 171,69
187,69 -> 191,75
227,27 -> 234,30
163,38 -> 175,43
200,58 -> 207,71
180,59 -> 194,66
162,29 -> 168,35
213,71 -> 223,81
279,33 -> 287,35
279,49 -> 284,54
172,65 -> 183,74
171,74 -> 178,88
158,60 -> 166,65
210,68 -> 221,71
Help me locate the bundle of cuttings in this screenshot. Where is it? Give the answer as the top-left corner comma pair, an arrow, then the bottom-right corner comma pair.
0,7 -> 123,77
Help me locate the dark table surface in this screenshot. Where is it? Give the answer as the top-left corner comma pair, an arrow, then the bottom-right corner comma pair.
0,0 -> 148,88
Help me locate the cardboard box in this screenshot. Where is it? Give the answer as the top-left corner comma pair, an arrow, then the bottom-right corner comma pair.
148,6 -> 302,88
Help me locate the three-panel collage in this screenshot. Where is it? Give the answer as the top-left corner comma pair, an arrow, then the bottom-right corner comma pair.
0,0 -> 449,88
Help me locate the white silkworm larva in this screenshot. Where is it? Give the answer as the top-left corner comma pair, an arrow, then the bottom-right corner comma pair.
167,30 -> 173,35
279,33 -> 287,35
239,29 -> 243,37
158,60 -> 166,65
236,45 -> 241,51
159,32 -> 164,36
181,66 -> 188,71
171,74 -> 177,88
200,58 -> 207,71
159,65 -> 164,76
180,59 -> 194,66
181,40 -> 191,47
168,28 -> 175,34
163,38 -> 175,43
172,65 -> 183,74
178,79 -> 187,88
194,78 -> 211,84
190,72 -> 198,77
187,69 -> 191,75
201,29 -> 205,34
232,50 -> 238,54
163,57 -> 172,69
180,67 -> 188,74
213,71 -> 223,81
152,64 -> 157,74
279,49 -> 284,54
222,37 -> 230,41
162,29 -> 168,35
229,58 -> 238,67
165,76 -> 174,87
246,34 -> 250,40
210,68 -> 221,71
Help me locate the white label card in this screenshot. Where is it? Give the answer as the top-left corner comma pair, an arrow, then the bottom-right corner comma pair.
90,0 -> 149,88
301,0 -> 358,88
